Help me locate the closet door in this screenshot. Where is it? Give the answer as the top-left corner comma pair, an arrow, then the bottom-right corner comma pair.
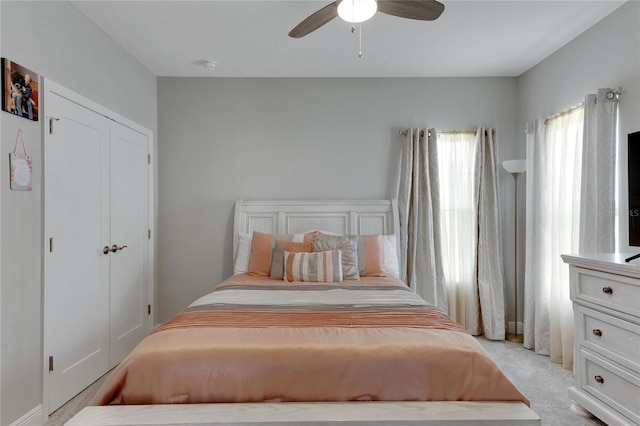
44,88 -> 152,415
108,121 -> 150,367
44,92 -> 110,414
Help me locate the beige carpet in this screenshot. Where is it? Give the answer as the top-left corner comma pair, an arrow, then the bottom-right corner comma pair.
46,372 -> 109,426
476,338 -> 605,426
46,337 -> 606,426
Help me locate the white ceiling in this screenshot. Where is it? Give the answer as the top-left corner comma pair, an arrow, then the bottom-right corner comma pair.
71,0 -> 627,78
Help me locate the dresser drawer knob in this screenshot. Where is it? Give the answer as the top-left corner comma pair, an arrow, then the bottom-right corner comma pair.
602,286 -> 613,295
594,375 -> 604,384
592,329 -> 602,337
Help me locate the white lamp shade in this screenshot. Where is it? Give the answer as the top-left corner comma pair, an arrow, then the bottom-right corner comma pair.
502,159 -> 526,174
337,0 -> 377,23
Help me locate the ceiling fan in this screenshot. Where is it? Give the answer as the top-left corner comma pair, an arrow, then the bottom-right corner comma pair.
289,0 -> 445,38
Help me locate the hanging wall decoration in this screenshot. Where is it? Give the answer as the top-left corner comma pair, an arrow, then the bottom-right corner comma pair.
10,128 -> 33,191
1,58 -> 39,121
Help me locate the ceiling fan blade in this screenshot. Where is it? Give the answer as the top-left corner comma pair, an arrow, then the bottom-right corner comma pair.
289,2 -> 339,38
377,0 -> 445,21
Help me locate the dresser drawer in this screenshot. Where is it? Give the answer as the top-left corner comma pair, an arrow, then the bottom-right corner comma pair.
575,268 -> 640,316
577,306 -> 640,373
580,350 -> 640,424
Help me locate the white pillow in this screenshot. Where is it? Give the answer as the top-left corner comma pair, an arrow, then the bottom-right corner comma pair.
233,232 -> 252,275
382,235 -> 400,278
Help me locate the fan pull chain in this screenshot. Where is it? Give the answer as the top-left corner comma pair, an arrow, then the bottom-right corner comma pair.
350,24 -> 364,58
359,23 -> 363,58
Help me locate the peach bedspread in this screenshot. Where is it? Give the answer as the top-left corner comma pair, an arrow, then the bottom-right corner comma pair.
92,276 -> 529,406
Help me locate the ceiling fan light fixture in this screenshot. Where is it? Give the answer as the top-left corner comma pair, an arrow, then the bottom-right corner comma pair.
337,0 -> 377,23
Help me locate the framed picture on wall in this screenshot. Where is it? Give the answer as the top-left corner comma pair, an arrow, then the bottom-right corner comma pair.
1,58 -> 39,121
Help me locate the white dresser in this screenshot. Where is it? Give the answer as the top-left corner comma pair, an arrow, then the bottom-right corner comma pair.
562,253 -> 640,426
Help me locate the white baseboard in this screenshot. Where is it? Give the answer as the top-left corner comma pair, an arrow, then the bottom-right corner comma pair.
10,404 -> 42,426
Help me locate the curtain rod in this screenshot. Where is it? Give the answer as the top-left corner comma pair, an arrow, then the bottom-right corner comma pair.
544,102 -> 584,126
606,87 -> 623,99
543,87 -> 622,126
398,129 -> 478,137
399,129 -> 428,137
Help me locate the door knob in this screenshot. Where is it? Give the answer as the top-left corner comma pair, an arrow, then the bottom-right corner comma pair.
103,245 -> 128,254
110,244 -> 128,253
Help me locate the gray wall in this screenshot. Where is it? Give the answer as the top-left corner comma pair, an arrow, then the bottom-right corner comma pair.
157,77 -> 519,321
0,1 -> 157,424
518,0 -> 640,252
514,0 -> 640,327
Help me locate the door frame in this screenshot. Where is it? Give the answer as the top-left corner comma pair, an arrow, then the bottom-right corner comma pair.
42,78 -> 154,416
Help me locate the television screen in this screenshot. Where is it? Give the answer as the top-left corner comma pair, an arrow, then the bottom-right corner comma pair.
629,131 -> 640,246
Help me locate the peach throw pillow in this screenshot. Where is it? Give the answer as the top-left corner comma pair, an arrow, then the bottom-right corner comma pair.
247,231 -> 273,277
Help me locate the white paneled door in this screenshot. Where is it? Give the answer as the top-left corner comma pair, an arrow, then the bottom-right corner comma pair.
44,93 -> 110,414
44,89 -> 151,415
108,121 -> 150,367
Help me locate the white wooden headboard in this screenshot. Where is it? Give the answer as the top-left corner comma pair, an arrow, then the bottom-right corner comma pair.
233,199 -> 399,258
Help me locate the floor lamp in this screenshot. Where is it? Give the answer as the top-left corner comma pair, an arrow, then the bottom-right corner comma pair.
502,159 -> 526,343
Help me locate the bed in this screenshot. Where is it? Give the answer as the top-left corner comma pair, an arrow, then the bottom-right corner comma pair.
67,200 -> 540,425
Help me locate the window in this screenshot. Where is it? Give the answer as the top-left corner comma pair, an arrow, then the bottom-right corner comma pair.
436,131 -> 478,326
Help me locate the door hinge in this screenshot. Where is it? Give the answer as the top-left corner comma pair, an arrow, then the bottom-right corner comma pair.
49,356 -> 54,372
49,237 -> 53,252
49,117 -> 59,134
148,229 -> 151,239
148,154 -> 151,164
148,305 -> 151,315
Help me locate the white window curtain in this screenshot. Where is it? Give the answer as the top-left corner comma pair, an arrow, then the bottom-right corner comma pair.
474,128 -> 506,340
398,128 -> 448,312
398,127 -> 505,339
437,131 -> 478,329
524,105 -> 584,368
580,88 -> 619,252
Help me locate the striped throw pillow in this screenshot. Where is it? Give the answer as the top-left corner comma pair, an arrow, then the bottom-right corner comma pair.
284,250 -> 343,283
270,240 -> 313,280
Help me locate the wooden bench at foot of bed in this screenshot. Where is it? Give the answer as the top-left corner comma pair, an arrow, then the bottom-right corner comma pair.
66,401 -> 540,425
